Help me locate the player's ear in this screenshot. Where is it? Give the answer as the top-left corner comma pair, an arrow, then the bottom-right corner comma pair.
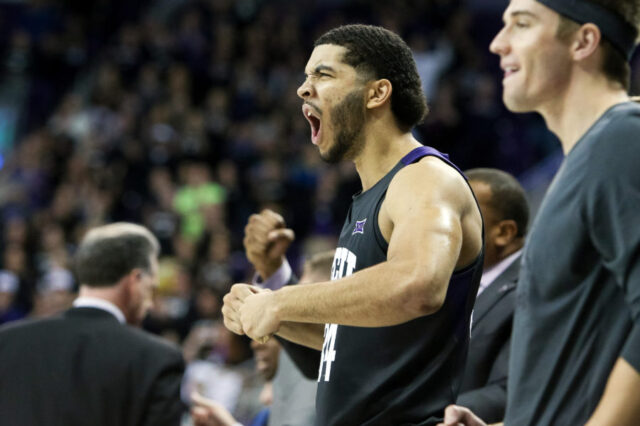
366,79 -> 392,110
570,23 -> 601,62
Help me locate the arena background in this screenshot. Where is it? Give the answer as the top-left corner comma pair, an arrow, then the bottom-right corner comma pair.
0,0 -> 638,420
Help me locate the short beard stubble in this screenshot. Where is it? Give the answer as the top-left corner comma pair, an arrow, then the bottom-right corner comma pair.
321,88 -> 367,163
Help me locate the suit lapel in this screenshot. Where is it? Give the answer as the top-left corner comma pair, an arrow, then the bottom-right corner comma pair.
472,256 -> 521,330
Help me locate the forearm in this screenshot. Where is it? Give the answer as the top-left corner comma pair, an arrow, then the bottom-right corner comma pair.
255,255 -> 286,281
277,321 -> 324,350
271,259 -> 449,327
254,259 -> 292,290
586,357 -> 640,425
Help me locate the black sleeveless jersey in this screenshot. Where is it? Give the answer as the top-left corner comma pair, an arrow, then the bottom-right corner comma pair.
315,146 -> 483,426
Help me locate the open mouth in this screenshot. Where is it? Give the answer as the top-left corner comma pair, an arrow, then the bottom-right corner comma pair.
302,104 -> 322,145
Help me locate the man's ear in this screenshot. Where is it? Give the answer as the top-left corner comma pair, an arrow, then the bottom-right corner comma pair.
366,79 -> 392,110
571,23 -> 601,62
494,219 -> 518,247
122,269 -> 141,295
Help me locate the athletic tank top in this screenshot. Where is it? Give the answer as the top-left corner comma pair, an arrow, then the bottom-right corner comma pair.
315,146 -> 483,426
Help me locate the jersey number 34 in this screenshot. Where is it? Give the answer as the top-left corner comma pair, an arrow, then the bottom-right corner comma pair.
318,247 -> 357,382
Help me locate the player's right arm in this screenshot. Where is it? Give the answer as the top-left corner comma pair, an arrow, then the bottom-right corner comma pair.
276,322 -> 324,350
241,158 -> 482,334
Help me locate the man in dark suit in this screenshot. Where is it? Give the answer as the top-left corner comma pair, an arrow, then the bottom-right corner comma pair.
456,168 -> 529,423
0,222 -> 185,426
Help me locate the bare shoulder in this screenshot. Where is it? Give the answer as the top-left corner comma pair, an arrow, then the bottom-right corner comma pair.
387,155 -> 473,210
383,155 -> 482,267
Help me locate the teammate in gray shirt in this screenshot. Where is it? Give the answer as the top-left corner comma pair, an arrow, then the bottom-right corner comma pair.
441,1 -> 640,425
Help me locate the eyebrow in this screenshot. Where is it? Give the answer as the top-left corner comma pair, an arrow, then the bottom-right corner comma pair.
305,64 -> 337,76
503,10 -> 539,23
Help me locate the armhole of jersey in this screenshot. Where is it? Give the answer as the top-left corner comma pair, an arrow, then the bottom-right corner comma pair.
372,190 -> 390,253
451,250 -> 483,277
451,175 -> 485,276
452,176 -> 484,275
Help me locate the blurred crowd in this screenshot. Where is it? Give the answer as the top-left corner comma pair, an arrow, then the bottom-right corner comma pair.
1,0 -> 639,422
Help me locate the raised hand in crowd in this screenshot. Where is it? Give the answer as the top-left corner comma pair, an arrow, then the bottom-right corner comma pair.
191,391 -> 240,426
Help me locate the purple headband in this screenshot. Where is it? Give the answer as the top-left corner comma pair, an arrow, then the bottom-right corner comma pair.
537,0 -> 638,60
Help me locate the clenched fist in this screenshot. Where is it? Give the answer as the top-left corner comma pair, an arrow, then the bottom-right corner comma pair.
244,209 -> 295,279
221,283 -> 280,343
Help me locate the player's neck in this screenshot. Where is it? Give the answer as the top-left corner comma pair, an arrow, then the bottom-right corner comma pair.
538,75 -> 629,155
353,121 -> 421,192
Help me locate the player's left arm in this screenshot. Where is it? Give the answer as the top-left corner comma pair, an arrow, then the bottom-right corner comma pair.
583,122 -> 640,425
237,159 -> 481,340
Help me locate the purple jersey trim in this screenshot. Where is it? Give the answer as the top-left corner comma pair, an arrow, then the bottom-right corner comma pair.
400,146 -> 466,179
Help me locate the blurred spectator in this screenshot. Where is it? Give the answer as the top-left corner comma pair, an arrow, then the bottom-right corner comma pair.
0,270 -> 25,324
191,337 -> 279,426
173,161 -> 226,241
30,266 -> 75,318
143,258 -> 195,343
181,321 -> 263,425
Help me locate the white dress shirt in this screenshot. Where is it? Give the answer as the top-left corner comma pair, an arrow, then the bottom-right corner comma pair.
477,249 -> 522,296
73,297 -> 126,324
253,260 -> 292,290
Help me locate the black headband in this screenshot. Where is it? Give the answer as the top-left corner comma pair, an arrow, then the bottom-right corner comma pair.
537,0 -> 638,60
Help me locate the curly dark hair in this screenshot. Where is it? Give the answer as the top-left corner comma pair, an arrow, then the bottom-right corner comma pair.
314,24 -> 428,132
